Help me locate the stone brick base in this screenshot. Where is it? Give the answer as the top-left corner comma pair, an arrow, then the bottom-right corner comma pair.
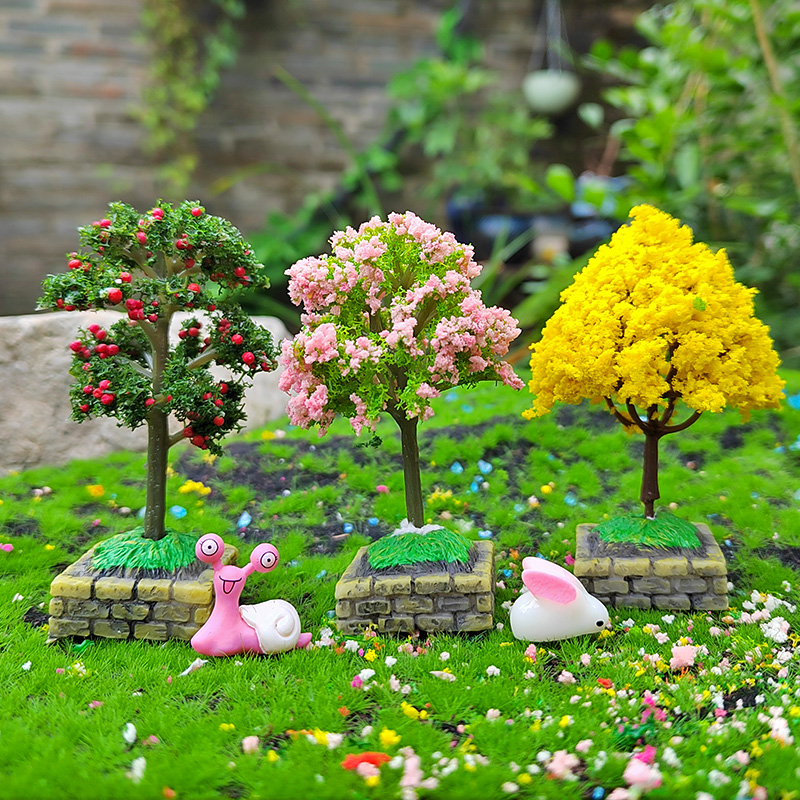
334,541 -> 495,635
48,542 -> 238,641
574,522 -> 728,611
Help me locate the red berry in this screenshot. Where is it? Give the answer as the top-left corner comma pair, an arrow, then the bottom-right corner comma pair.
65,305 -> 76,311
147,314 -> 158,323
81,347 -> 91,359
68,258 -> 82,270
125,298 -> 141,310
145,398 -> 156,407
219,383 -> 228,394
202,392 -> 213,400
261,362 -> 270,371
93,388 -> 102,398
69,340 -> 82,352
99,219 -> 112,228
207,303 -> 216,312
214,399 -> 223,407
82,385 -> 93,394
56,299 -> 64,308
120,272 -> 132,283
107,288 -> 123,304
231,334 -> 244,345
242,351 -> 255,365
151,208 -> 164,220
136,231 -> 147,245
100,393 -> 115,405
95,329 -> 107,341
79,404 -> 90,413
98,379 -> 110,390
189,327 -> 200,337
234,266 -> 246,278
183,427 -> 194,438
176,239 -> 187,251
178,330 -> 187,339
88,324 -> 100,334
166,395 -> 172,401
187,283 -> 200,294
213,416 -> 224,426
107,344 -> 119,356
191,434 -> 205,447
191,207 -> 203,217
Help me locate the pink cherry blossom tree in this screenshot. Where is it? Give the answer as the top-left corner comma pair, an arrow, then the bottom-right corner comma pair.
280,211 -> 524,527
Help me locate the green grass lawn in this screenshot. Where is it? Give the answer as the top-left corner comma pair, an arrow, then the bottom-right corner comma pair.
2,374 -> 800,799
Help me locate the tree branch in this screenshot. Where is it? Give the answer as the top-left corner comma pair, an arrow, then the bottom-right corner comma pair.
186,348 -> 219,371
662,409 -> 702,435
118,356 -> 152,380
168,429 -> 187,448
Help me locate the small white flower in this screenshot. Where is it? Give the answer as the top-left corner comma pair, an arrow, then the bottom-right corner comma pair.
21,661 -> 31,671
621,618 -> 635,628
486,665 -> 501,677
501,782 -> 519,794
661,614 -> 675,624
126,757 -> 146,784
384,655 -> 397,667
11,593 -> 24,603
440,651 -> 450,662
179,658 -> 208,677
122,723 -> 137,745
358,668 -> 376,682
430,670 -> 457,682
344,639 -> 360,652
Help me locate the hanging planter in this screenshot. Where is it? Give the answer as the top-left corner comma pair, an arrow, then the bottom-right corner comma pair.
523,0 -> 581,116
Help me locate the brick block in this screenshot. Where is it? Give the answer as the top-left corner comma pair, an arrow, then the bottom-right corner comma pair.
415,613 -> 454,632
334,576 -> 373,600
413,574 -> 451,594
573,557 -> 611,578
673,578 -> 710,594
172,580 -> 212,606
475,593 -> 494,613
692,594 -> 729,611
690,557 -> 726,576
455,612 -> 493,632
136,578 -> 171,602
133,622 -> 168,640
152,602 -> 192,623
653,594 -> 691,610
453,572 -> 491,594
111,602 -> 150,620
632,577 -> 671,595
615,594 -> 651,609
712,578 -> 728,595
354,599 -> 391,616
94,577 -> 135,600
337,618 -> 372,635
612,558 -> 651,578
92,619 -> 130,639
653,557 -> 689,577
193,606 -> 211,625
170,624 -> 201,641
335,600 -> 352,618
374,576 -> 411,596
435,595 -> 470,612
393,596 -> 433,614
594,579 -> 630,595
49,597 -> 65,617
50,574 -> 93,599
67,599 -> 109,618
48,616 -> 90,638
377,616 -> 415,634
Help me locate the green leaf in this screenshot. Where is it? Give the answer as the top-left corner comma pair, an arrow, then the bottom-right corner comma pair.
674,143 -> 700,190
578,102 -> 604,130
545,164 -> 576,202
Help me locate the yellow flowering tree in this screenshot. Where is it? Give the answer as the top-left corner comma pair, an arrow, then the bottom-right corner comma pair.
524,205 -> 784,539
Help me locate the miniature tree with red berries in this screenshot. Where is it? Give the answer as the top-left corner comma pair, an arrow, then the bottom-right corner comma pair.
280,212 -> 524,567
39,201 -> 277,555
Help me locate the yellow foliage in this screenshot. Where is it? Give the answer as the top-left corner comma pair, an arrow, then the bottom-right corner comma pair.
524,205 -> 784,420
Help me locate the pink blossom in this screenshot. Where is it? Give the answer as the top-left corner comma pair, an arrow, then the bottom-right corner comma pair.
376,484 -> 389,493
608,790 -> 631,800
351,675 -> 364,690
557,670 -> 577,684
623,757 -> 662,790
241,736 -> 260,754
575,739 -> 593,753
524,644 -> 537,662
485,708 -> 502,721
633,745 -> 657,765
669,645 -> 697,669
88,700 -> 104,710
547,750 -> 579,779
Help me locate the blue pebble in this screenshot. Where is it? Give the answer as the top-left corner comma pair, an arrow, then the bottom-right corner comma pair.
502,569 -> 512,578
450,461 -> 464,474
564,491 -> 578,507
470,481 -> 480,494
326,610 -> 336,619
237,510 -> 252,528
477,459 -> 493,475
478,530 -> 493,539
513,503 -> 525,513
775,445 -> 786,453
445,392 -> 458,402
794,489 -> 800,502
546,453 -> 556,460
288,559 -> 300,568
592,788 -> 605,800
343,522 -> 354,533
138,506 -> 146,519
751,491 -> 760,499
461,404 -> 474,413
368,517 -> 379,526
787,393 -> 800,410
169,505 -> 187,519
315,570 -> 327,579
725,539 -> 732,547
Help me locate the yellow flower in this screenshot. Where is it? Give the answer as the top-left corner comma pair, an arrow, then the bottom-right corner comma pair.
311,728 -> 330,746
789,706 -> 800,718
558,715 -> 572,728
201,451 -> 217,465
518,774 -> 532,785
363,649 -> 377,663
266,750 -> 280,763
364,775 -> 380,788
45,544 -> 55,551
261,430 -> 276,441
179,480 -> 211,496
86,485 -> 104,499
219,723 -> 236,732
379,728 -> 401,748
401,701 -> 428,720
529,720 -> 541,732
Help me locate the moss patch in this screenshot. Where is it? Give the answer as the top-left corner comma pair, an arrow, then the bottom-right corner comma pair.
91,527 -> 197,570
367,527 -> 472,569
594,511 -> 701,549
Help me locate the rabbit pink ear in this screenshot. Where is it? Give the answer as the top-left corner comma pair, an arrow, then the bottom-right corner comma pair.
521,570 -> 578,605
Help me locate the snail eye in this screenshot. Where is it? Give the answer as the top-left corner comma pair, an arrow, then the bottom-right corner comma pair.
201,538 -> 220,556
596,620 -> 605,627
260,551 -> 277,570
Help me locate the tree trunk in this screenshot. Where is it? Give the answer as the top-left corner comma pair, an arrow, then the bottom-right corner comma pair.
396,415 -> 424,528
641,431 -> 661,519
142,317 -> 171,541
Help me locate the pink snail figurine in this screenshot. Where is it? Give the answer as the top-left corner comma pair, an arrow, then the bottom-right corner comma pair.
191,533 -> 312,657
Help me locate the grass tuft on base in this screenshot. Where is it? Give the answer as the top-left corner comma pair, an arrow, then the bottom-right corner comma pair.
92,527 -> 197,571
367,527 -> 472,569
594,511 -> 701,549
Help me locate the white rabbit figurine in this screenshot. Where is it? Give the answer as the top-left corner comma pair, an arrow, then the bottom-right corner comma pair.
510,556 -> 610,642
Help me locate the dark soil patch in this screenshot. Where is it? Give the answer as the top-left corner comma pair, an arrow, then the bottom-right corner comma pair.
756,545 -> 800,571
23,606 -> 49,628
720,425 -> 749,450
723,684 -> 761,711
2,519 -> 41,538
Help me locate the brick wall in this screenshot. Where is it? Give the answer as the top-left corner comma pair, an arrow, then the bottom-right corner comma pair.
0,0 -> 651,316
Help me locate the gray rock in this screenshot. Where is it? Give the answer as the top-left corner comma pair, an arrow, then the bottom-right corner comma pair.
0,311 -> 289,473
